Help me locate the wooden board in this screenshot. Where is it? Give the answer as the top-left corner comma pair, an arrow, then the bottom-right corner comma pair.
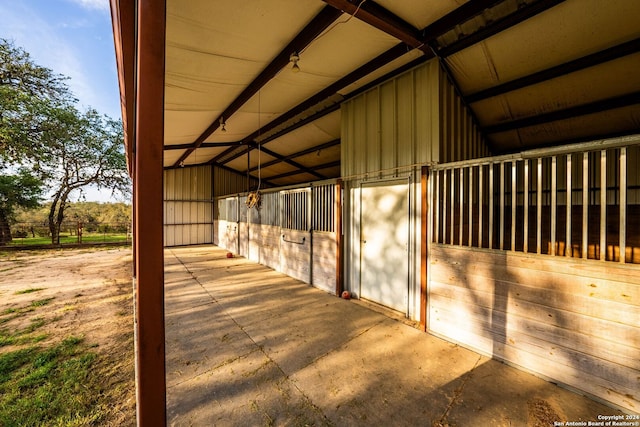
428,244 -> 640,412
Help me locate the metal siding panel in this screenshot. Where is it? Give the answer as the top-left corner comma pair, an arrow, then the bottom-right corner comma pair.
163,165 -> 214,246
365,89 -> 380,175
340,102 -> 352,178
354,96 -> 367,176
380,80 -> 396,172
397,72 -> 414,167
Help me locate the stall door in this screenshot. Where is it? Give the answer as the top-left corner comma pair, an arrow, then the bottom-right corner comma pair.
360,180 -> 409,312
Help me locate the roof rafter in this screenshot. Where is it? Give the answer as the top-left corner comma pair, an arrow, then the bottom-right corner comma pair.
466,37 -> 640,103
165,142 -> 240,151
484,91 -> 640,134
266,160 -> 341,181
253,144 -> 328,180
210,42 -> 413,166
322,0 -> 425,50
248,139 -> 340,172
171,5 -> 343,168
219,0 -> 502,169
438,0 -> 567,58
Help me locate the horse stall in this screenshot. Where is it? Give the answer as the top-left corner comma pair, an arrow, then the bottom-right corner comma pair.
427,136 -> 640,413
214,180 -> 340,295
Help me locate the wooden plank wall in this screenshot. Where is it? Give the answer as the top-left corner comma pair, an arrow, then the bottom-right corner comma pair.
220,222 -> 337,294
312,232 -> 337,294
248,224 -> 280,270
280,229 -> 311,284
428,244 -> 640,412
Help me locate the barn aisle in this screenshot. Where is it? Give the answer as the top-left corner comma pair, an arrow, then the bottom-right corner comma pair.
164,245 -> 623,426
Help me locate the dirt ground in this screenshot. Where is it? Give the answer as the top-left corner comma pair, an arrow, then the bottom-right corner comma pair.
0,247 -> 136,426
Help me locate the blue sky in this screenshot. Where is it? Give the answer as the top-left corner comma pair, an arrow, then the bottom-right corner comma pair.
1,0 -> 127,202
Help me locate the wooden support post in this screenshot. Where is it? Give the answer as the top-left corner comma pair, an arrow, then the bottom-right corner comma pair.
134,0 -> 166,425
335,179 -> 343,296
420,166 -> 428,332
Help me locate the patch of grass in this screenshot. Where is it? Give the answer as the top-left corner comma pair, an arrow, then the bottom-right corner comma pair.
7,232 -> 130,246
1,308 -> 17,315
31,298 -> 54,307
0,335 -> 106,426
14,288 -> 45,295
0,316 -> 48,348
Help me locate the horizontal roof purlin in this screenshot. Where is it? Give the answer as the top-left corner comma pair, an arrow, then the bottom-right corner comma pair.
156,0 -> 640,184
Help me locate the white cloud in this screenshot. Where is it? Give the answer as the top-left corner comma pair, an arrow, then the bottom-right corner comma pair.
0,5 -> 93,106
0,1 -> 120,118
68,0 -> 110,12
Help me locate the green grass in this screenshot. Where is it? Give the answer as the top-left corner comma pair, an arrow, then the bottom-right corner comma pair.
0,335 -> 105,426
14,288 -> 45,295
31,298 -> 54,308
7,232 -> 130,246
0,316 -> 48,348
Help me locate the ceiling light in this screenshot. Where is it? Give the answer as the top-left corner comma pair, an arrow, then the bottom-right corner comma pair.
289,52 -> 300,73
219,117 -> 227,132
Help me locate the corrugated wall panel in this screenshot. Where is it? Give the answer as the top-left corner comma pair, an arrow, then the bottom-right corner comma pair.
164,165 -> 213,247
342,59 -> 455,179
439,68 -> 490,163
213,166 -> 258,197
380,81 -> 396,173
365,90 -> 380,174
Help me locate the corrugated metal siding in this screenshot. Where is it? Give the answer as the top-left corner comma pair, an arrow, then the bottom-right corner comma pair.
340,59 -> 491,320
341,59 -> 441,179
439,69 -> 490,163
164,166 -> 213,246
213,166 -> 258,197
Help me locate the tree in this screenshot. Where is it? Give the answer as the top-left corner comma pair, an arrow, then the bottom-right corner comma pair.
40,106 -> 130,244
0,169 -> 42,244
0,38 -> 72,161
0,39 -> 130,244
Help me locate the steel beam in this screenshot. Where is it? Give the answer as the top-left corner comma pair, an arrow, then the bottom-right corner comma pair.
172,6 -> 343,168
484,91 -> 640,134
133,0 -> 166,425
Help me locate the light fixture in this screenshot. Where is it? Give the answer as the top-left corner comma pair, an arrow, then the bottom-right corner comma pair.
219,117 -> 227,132
179,161 -> 185,168
289,52 -> 300,73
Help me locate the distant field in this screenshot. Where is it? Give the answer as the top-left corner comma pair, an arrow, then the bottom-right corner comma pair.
6,233 -> 130,246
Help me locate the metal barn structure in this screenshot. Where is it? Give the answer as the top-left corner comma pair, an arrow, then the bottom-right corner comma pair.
109,0 -> 640,424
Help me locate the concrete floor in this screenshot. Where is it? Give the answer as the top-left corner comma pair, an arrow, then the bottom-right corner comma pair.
164,245 -> 622,426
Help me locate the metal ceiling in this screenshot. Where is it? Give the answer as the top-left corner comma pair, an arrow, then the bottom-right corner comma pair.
163,0 -> 640,186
